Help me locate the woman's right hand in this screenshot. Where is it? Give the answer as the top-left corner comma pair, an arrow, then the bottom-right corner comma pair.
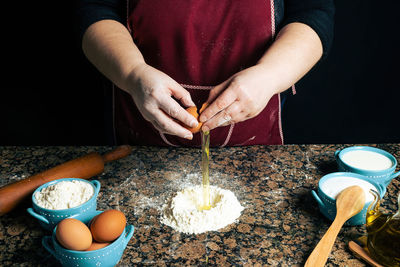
82,20 -> 197,139
126,63 -> 198,140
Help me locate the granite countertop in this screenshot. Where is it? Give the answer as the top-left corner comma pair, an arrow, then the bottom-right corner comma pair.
0,144 -> 399,266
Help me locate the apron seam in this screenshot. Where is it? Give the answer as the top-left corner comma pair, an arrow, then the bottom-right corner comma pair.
159,132 -> 178,147
278,93 -> 284,145
126,0 -> 132,33
236,135 -> 257,146
270,0 -> 276,36
180,84 -> 214,90
221,124 -> 235,147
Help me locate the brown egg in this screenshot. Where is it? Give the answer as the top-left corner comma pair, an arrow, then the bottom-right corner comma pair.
184,103 -> 208,133
56,218 -> 92,250
85,241 -> 110,251
90,210 -> 126,243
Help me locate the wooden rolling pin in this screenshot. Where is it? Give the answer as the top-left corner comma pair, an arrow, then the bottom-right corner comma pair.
0,145 -> 132,216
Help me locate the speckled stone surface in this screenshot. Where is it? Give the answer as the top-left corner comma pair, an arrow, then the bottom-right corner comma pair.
0,144 -> 399,266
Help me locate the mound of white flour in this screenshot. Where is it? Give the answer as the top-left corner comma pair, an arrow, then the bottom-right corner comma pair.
161,185 -> 244,234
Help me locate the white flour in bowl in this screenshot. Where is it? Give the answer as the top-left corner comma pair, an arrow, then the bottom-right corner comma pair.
161,185 -> 244,234
320,177 -> 377,203
34,180 -> 94,210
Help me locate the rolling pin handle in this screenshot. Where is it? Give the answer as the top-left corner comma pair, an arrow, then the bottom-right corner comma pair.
102,145 -> 132,163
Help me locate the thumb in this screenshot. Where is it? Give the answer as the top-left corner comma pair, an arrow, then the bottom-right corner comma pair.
168,82 -> 195,107
206,79 -> 229,104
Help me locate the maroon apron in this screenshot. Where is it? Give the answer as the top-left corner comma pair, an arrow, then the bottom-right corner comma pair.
113,0 -> 284,147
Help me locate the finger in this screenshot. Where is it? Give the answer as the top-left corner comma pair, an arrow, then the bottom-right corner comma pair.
168,81 -> 196,107
158,98 -> 199,129
198,80 -> 228,119
199,87 -> 237,123
202,101 -> 243,131
206,80 -> 229,103
151,110 -> 194,140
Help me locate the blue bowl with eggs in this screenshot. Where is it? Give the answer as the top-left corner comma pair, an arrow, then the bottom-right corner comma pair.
27,178 -> 101,230
311,172 -> 386,226
335,146 -> 400,187
42,210 -> 134,267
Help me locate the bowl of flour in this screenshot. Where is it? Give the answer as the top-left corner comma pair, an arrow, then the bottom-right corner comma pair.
311,172 -> 386,226
27,178 -> 101,230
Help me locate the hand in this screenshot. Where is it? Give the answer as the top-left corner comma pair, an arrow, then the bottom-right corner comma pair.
199,65 -> 277,131
126,63 -> 199,139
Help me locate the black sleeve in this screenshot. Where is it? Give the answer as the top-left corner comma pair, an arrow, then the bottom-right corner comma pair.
75,0 -> 125,42
281,0 -> 335,59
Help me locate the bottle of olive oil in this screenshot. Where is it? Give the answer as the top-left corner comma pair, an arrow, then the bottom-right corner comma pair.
366,190 -> 400,267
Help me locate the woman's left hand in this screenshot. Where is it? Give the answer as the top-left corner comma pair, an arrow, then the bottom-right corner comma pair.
199,64 -> 277,132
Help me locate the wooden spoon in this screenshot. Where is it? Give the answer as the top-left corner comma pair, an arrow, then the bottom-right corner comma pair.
305,185 -> 366,267
348,240 -> 383,267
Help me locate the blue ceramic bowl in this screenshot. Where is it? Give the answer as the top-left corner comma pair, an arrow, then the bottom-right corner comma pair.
311,172 -> 386,226
42,211 -> 134,267
27,178 -> 101,230
335,146 -> 400,187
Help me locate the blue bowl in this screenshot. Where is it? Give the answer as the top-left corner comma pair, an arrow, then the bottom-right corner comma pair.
42,210 -> 134,267
335,146 -> 400,187
311,172 -> 386,226
27,178 -> 101,230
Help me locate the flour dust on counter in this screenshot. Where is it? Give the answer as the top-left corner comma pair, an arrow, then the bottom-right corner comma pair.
161,185 -> 244,234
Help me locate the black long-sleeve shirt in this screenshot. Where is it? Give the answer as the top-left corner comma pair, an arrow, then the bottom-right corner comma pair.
76,0 -> 335,58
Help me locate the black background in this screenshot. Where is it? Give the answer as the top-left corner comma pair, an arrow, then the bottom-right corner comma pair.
1,0 -> 399,145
